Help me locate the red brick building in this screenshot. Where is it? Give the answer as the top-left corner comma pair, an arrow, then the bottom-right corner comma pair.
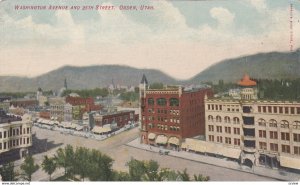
139,75 -> 213,148
10,99 -> 38,109
39,111 -> 50,120
66,96 -> 101,112
93,110 -> 135,128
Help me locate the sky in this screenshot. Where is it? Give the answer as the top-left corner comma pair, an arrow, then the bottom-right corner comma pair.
0,0 -> 300,80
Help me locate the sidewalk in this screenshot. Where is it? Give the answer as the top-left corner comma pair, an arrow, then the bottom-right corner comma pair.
126,138 -> 300,181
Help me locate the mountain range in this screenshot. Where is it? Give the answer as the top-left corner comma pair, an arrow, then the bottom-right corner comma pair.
0,49 -> 299,92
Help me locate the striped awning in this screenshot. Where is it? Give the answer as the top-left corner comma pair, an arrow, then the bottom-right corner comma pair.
155,135 -> 167,144
168,137 -> 180,145
280,155 -> 300,170
148,133 -> 156,140
92,126 -> 111,134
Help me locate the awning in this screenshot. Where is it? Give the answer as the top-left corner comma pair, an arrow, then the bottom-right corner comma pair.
148,133 -> 156,140
155,135 -> 167,144
37,118 -> 43,123
41,119 -> 50,125
168,137 -> 180,145
180,139 -> 241,159
76,125 -> 84,131
53,121 -> 59,125
48,121 -> 55,125
280,155 -> 300,170
92,126 -> 111,134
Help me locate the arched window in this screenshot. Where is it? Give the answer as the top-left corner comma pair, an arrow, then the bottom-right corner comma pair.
216,116 -> 222,122
293,121 -> 300,130
208,115 -> 213,122
233,117 -> 240,124
258,118 -> 266,126
269,119 -> 277,127
157,98 -> 167,106
148,98 -> 154,105
225,116 -> 230,123
169,98 -> 179,106
280,120 -> 289,128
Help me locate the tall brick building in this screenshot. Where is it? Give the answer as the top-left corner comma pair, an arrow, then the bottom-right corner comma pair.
139,74 -> 213,149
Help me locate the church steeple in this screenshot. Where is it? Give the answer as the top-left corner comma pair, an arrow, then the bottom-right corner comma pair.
141,74 -> 148,85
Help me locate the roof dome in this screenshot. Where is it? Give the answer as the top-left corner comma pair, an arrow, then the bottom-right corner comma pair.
238,74 -> 257,86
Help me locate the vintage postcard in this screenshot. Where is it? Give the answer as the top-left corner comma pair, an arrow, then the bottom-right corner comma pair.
0,0 -> 300,183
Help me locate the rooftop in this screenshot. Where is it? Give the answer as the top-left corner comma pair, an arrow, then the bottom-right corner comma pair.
238,74 -> 257,87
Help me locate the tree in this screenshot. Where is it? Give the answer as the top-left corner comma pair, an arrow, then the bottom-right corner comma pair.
54,145 -> 75,178
149,83 -> 164,89
127,158 -> 146,181
113,171 -> 131,181
193,174 -> 209,181
20,155 -> 39,181
73,147 -> 90,181
142,160 -> 159,181
42,156 -> 57,181
0,162 -> 18,181
177,168 -> 190,181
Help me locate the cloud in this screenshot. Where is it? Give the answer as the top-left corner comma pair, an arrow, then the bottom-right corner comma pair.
247,0 -> 267,12
210,7 -> 235,29
0,0 -> 299,80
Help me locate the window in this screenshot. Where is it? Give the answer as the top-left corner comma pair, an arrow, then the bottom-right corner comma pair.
208,115 -> 213,122
217,136 -> 223,143
233,117 -> 240,124
293,121 -> 300,130
279,107 -> 283,114
156,98 -> 167,106
216,126 -> 222,133
268,106 -> 272,113
209,135 -> 214,142
281,132 -> 290,141
269,119 -> 277,127
259,130 -> 266,138
216,116 -> 222,122
258,106 -> 261,112
148,98 -> 154,105
291,107 -> 295,114
169,98 -> 179,106
225,137 -> 231,144
282,145 -> 290,153
259,142 -> 267,150
285,107 -> 289,114
280,120 -> 289,128
234,138 -> 240,146
258,119 -> 266,126
263,106 -> 266,113
0,132 -> 2,139
224,116 -> 230,123
297,107 -> 300,114
293,133 -> 300,142
208,125 -> 214,132
273,106 -> 277,113
270,131 -> 278,139
225,127 -> 231,134
233,128 -> 240,135
4,131 -> 6,138
208,104 -> 210,110
270,143 -> 278,152
294,146 -> 300,155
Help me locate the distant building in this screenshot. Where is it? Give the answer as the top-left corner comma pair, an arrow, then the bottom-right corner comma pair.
139,74 -> 213,149
93,110 -> 135,128
65,96 -> 101,120
10,99 -> 38,109
36,87 -> 48,107
0,110 -> 33,163
0,99 -> 10,113
49,97 -> 65,122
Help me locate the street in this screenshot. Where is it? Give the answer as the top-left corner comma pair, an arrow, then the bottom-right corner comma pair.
27,126 -> 275,181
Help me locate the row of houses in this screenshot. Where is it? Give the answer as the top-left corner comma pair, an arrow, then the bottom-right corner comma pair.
139,74 -> 300,171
